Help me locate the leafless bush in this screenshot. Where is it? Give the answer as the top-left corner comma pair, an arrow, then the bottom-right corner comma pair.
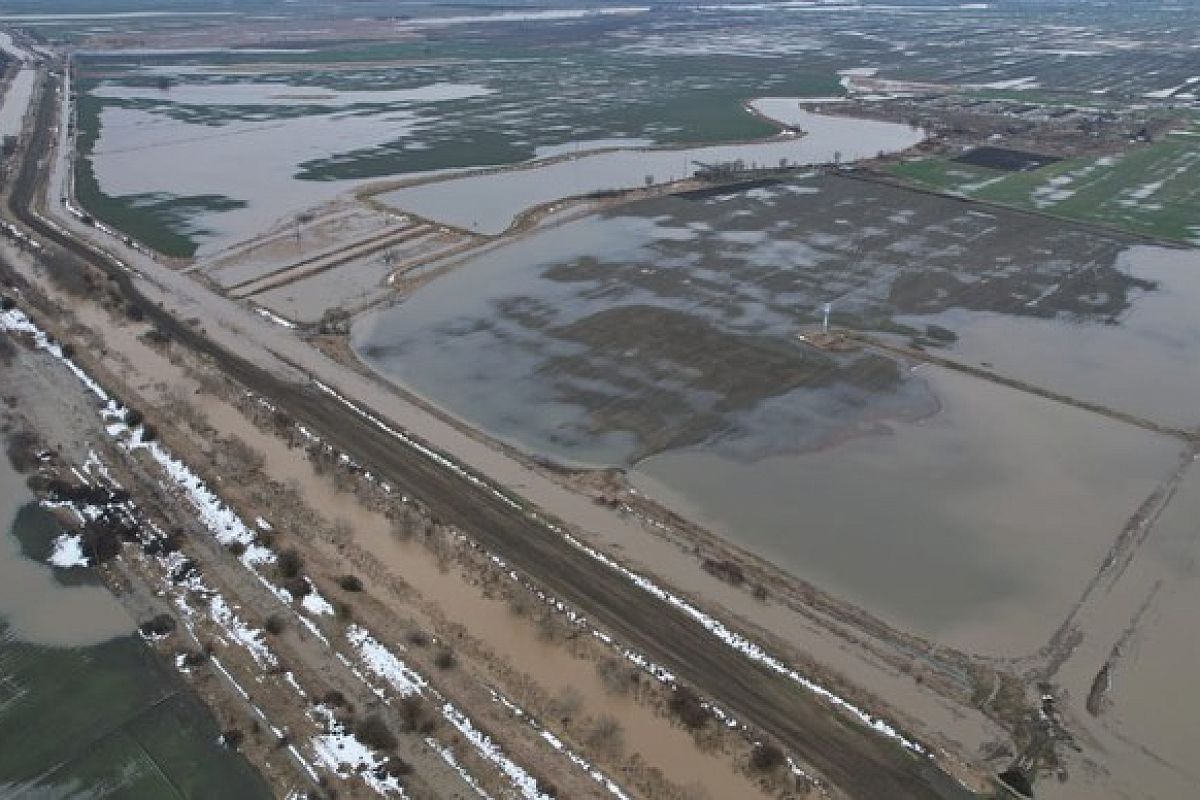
215,436 -> 265,479
701,557 -> 745,586
220,728 -> 245,750
595,656 -> 640,696
355,714 -> 397,751
277,548 -> 303,579
667,685 -> 711,730
397,695 -> 437,734
338,574 -> 363,592
4,426 -> 41,472
41,248 -> 98,297
507,589 -> 533,617
551,686 -> 583,722
749,741 -> 785,772
585,714 -> 624,757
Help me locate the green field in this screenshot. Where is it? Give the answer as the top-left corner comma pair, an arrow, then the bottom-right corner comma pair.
0,504 -> 271,799
890,124 -> 1200,242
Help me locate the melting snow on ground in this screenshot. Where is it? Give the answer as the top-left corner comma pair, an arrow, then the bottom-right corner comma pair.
441,703 -> 553,800
310,705 -> 407,797
301,588 -> 336,616
46,532 -> 88,567
347,625 -> 427,697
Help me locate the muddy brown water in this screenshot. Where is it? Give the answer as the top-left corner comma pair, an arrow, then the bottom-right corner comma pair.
0,446 -> 131,647
7,297 -> 766,794
633,365 -> 1181,654
352,205 -> 1185,654
190,394 -> 772,798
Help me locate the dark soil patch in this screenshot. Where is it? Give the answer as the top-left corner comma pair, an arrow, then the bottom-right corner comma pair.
954,146 -> 1061,172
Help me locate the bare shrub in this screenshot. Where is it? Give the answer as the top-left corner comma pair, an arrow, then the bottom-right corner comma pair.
138,613 -> 176,637
283,576 -> 311,598
667,685 -> 711,730
552,686 -> 583,722
506,590 -> 532,617
277,548 -> 303,579
701,557 -> 745,586
585,714 -> 624,756
398,695 -> 437,734
356,714 -> 397,751
749,741 -> 785,772
596,656 -> 639,696
4,427 -> 41,472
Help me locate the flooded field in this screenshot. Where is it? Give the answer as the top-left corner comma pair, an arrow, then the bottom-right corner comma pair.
75,48 -> 841,255
355,173 -> 1142,463
80,74 -> 490,255
634,366 -> 1179,653
0,68 -> 34,139
0,450 -> 269,797
74,0 -> 1200,257
376,109 -> 923,234
354,173 -> 1188,652
0,441 -> 129,646
899,245 -> 1200,430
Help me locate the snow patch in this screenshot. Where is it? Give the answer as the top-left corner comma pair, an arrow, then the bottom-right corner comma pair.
310,705 -> 407,797
346,625 -> 427,697
47,532 -> 88,567
301,588 -> 336,617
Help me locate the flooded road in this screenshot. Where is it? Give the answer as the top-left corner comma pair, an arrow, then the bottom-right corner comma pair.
377,109 -> 923,233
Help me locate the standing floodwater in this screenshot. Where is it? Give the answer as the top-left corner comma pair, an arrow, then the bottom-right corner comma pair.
354,172 -> 1192,653
376,109 -> 924,233
0,448 -> 271,797
0,444 -> 130,646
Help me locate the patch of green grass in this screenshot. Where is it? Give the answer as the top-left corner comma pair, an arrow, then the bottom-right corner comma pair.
889,158 -> 1003,192
890,128 -> 1200,241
